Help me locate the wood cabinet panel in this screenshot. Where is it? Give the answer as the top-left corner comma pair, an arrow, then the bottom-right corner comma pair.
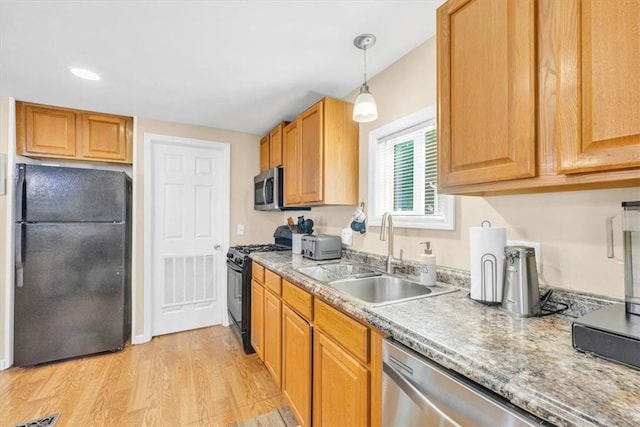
556,0 -> 640,174
17,103 -> 77,157
283,120 -> 302,205
313,331 -> 369,427
438,0 -> 536,187
299,102 -> 323,204
322,97 -> 359,205
264,289 -> 282,388
252,261 -> 265,284
282,305 -> 312,427
250,280 -> 265,360
81,113 -> 130,162
259,134 -> 270,172
282,280 -> 313,321
264,269 -> 282,295
16,101 -> 132,164
269,122 -> 284,168
315,299 -> 369,364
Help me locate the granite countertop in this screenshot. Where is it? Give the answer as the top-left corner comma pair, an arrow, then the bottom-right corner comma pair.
250,251 -> 640,427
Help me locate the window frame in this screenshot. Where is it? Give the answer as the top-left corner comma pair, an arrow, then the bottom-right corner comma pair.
367,106 -> 455,230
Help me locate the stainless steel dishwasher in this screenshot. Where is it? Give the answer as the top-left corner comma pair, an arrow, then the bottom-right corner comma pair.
382,338 -> 549,426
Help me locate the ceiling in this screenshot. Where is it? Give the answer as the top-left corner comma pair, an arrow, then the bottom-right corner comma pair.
0,1 -> 444,136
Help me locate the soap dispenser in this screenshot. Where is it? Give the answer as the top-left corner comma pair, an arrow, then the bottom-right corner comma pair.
420,242 -> 437,287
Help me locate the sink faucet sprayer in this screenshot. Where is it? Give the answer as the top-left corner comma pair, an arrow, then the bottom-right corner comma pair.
380,212 -> 403,273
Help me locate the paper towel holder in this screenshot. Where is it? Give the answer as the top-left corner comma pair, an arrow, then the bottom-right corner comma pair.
470,219 -> 505,305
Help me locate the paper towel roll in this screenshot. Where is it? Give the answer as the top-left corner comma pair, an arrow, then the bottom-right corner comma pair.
470,223 -> 506,303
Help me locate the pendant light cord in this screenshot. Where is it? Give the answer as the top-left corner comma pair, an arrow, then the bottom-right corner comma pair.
363,47 -> 368,85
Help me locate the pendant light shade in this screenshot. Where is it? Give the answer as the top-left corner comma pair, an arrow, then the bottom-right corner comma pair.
353,83 -> 378,123
352,33 -> 378,123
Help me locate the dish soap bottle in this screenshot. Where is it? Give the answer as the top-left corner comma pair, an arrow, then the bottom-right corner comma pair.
420,242 -> 437,287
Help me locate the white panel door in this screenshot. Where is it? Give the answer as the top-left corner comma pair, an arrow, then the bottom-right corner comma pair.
150,137 -> 229,336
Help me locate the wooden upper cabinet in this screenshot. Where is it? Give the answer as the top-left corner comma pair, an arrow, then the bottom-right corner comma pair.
556,0 -> 640,174
299,102 -> 323,204
259,134 -> 270,172
283,119 -> 301,205
438,0 -> 537,188
16,101 -> 132,164
437,0 -> 640,195
269,122 -> 285,168
283,97 -> 359,207
17,103 -> 77,157
81,113 -> 130,162
259,122 -> 287,172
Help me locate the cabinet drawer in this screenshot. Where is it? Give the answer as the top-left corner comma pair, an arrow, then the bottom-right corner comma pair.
282,280 -> 313,320
265,269 -> 282,295
252,261 -> 265,284
314,299 -> 369,364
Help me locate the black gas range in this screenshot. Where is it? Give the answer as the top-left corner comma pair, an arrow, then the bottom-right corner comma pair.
226,225 -> 292,354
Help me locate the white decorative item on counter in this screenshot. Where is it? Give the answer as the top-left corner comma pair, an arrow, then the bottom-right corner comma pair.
470,221 -> 507,303
420,241 -> 437,287
292,233 -> 302,255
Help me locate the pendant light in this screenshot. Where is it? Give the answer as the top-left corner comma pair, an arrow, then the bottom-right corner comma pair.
352,33 -> 378,123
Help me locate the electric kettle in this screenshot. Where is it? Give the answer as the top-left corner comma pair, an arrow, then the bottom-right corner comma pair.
501,246 -> 541,317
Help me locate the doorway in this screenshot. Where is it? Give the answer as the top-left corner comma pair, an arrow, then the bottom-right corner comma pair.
144,134 -> 229,337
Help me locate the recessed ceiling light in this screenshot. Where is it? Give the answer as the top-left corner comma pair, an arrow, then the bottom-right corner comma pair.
70,67 -> 101,81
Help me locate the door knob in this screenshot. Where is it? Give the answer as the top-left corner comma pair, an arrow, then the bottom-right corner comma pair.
214,244 -> 222,250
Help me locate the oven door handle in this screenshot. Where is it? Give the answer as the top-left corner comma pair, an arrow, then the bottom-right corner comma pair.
226,260 -> 244,273
383,360 -> 461,426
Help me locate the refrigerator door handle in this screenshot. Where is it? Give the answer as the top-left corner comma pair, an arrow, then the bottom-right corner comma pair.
15,223 -> 24,288
15,164 -> 26,221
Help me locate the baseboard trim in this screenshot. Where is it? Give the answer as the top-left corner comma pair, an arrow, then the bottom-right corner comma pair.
131,333 -> 151,345
0,359 -> 9,371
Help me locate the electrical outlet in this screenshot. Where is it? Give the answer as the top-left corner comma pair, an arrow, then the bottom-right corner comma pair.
507,240 -> 541,273
341,227 -> 353,246
237,224 -> 245,236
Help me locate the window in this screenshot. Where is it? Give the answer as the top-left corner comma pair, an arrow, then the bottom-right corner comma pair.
368,106 -> 455,230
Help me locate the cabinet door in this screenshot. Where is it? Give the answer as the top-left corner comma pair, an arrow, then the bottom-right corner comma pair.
438,0 -> 536,188
556,0 -> 640,174
299,101 -> 324,203
17,103 -> 77,157
250,280 -> 265,360
264,290 -> 282,388
259,134 -> 270,172
314,331 -> 369,427
283,120 -> 302,205
81,113 -> 131,163
282,305 -> 312,427
269,123 -> 284,168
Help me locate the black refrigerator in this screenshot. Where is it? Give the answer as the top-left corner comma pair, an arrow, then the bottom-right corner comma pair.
14,163 -> 132,366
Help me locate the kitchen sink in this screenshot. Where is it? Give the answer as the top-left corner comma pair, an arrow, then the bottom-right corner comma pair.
295,263 -> 381,283
328,275 -> 457,307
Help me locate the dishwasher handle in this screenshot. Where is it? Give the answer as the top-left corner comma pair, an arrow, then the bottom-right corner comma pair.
383,360 -> 461,427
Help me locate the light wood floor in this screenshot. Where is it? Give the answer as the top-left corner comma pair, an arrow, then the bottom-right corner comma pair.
0,326 -> 286,426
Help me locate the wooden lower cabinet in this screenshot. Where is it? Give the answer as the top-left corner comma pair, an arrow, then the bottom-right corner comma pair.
282,305 -> 312,427
250,280 -> 264,360
252,265 -> 383,427
264,289 -> 282,387
313,331 -> 370,427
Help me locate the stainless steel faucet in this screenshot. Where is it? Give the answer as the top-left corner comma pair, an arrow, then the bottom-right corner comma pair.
380,212 -> 403,273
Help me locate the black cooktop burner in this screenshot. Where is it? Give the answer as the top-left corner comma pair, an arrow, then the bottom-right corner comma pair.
232,244 -> 289,255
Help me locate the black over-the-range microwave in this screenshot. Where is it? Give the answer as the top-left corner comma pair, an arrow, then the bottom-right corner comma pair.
254,167 -> 310,211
